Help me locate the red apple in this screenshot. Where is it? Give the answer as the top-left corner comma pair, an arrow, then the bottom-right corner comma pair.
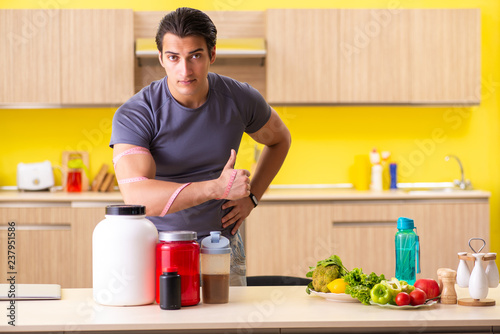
410,288 -> 427,306
395,292 -> 411,306
414,278 -> 440,299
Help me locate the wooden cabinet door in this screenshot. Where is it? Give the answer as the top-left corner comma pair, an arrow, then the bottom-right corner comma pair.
245,202 -> 332,276
409,9 -> 481,104
71,207 -> 103,288
266,9 -> 339,104
331,200 -> 490,280
338,9 -> 411,103
331,203 -> 401,276
0,10 -> 61,104
0,207 -> 74,286
246,199 -> 489,280
0,206 -> 107,288
266,9 -> 480,105
401,200 -> 490,280
60,9 -> 134,105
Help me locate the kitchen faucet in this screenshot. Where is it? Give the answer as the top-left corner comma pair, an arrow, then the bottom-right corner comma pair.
445,155 -> 472,190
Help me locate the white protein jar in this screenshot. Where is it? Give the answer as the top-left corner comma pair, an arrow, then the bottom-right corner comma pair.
92,205 -> 158,306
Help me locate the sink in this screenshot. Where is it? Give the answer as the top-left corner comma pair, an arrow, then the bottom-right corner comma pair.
405,188 -> 467,194
398,182 -> 471,194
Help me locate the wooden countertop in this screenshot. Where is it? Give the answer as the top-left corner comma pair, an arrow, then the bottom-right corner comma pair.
1,286 -> 499,333
0,190 -> 123,205
0,188 -> 490,205
260,188 -> 491,201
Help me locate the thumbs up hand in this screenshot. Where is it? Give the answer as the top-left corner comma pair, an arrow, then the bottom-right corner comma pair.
217,149 -> 251,200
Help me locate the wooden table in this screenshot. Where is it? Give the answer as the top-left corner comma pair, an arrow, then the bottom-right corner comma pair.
1,286 -> 499,333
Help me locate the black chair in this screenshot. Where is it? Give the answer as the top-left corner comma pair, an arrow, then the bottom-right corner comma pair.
246,275 -> 312,286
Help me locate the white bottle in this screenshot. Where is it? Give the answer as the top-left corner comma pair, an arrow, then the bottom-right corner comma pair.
93,205 -> 158,306
485,253 -> 499,288
370,164 -> 383,191
456,252 -> 470,288
468,253 -> 488,300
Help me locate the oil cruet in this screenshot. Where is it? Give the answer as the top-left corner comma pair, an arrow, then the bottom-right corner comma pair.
485,253 -> 499,288
456,252 -> 470,288
467,238 -> 488,300
469,253 -> 488,300
456,238 -> 496,306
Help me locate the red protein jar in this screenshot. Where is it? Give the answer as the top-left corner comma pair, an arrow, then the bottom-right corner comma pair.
156,231 -> 200,306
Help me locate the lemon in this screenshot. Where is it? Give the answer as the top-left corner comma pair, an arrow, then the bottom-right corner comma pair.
327,278 -> 347,294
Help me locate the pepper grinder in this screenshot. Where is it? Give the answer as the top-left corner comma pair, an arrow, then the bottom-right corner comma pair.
439,269 -> 457,304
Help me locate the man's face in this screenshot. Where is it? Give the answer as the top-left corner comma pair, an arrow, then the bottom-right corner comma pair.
159,33 -> 216,108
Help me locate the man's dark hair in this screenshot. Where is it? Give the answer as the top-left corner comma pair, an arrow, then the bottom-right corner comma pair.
155,7 -> 217,54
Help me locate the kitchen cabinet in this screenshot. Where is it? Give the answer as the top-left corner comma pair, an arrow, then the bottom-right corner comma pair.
60,10 -> 134,104
133,11 -> 267,96
245,198 -> 490,279
245,202 -> 332,276
0,206 -> 104,288
0,9 -> 134,106
266,9 -> 480,104
0,10 -> 61,104
330,201 -> 490,278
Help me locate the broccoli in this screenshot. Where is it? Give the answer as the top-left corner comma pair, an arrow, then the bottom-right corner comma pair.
305,255 -> 348,293
312,264 -> 340,292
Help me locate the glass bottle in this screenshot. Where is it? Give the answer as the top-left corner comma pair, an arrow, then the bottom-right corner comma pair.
156,231 -> 200,306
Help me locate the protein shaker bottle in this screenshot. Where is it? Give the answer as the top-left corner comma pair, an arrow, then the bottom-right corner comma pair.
156,231 -> 200,306
395,217 -> 420,285
201,231 -> 231,304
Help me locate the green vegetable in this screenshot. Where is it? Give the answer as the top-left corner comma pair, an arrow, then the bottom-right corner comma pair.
370,283 -> 391,304
343,268 -> 385,305
381,278 -> 402,304
344,284 -> 372,305
400,280 -> 415,294
305,255 -> 348,294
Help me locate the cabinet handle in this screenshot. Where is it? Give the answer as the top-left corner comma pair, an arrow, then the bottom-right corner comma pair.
332,221 -> 396,227
0,224 -> 71,231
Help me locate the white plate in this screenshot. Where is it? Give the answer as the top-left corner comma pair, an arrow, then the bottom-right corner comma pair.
369,300 -> 437,309
308,289 -> 359,303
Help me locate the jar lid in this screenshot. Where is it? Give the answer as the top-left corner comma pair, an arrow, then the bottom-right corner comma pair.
105,205 -> 145,215
159,231 -> 197,242
201,231 -> 230,254
397,217 -> 414,230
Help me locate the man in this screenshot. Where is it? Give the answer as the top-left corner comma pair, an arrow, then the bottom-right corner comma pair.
110,7 -> 291,285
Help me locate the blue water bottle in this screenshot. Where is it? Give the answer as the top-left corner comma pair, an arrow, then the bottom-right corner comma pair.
395,217 -> 420,285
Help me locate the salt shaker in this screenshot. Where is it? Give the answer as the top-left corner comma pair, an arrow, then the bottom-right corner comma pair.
456,252 -> 471,288
485,253 -> 499,288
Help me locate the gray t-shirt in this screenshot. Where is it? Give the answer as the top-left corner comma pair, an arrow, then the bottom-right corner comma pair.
110,72 -> 271,240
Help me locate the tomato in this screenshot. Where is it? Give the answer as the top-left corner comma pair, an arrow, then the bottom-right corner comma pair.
410,288 -> 427,306
414,278 -> 440,299
327,278 -> 347,294
395,292 -> 411,306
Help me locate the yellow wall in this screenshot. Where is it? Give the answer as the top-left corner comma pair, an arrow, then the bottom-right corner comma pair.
1,0 -> 499,258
